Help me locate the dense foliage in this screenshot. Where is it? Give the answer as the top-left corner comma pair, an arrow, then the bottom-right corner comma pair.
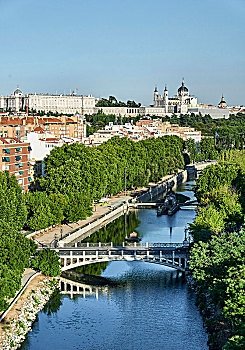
86,113 -> 142,136
189,150 -> 245,349
162,113 -> 245,150
31,249 -> 61,277
96,95 -> 141,108
0,172 -> 37,311
24,136 -> 184,231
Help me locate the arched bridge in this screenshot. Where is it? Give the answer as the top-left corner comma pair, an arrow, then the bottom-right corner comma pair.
59,277 -> 109,299
54,242 -> 189,272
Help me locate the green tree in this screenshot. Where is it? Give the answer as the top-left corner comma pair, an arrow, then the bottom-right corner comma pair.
31,249 -> 61,277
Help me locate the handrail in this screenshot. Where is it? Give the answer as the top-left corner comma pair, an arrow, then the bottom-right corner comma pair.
53,242 -> 188,249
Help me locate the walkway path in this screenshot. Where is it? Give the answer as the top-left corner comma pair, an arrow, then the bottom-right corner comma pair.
29,173 -> 182,247
33,195 -> 131,246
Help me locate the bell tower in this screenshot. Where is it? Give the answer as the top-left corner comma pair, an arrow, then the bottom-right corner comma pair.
163,85 -> 168,113
154,86 -> 159,107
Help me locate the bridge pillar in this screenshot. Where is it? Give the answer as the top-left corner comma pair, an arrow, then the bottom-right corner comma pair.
160,251 -> 163,260
99,242 -> 101,247
111,242 -> 113,247
134,242 -> 137,247
83,250 -> 86,261
179,258 -> 182,267
70,284 -> 73,299
146,242 -> 149,248
134,251 -> 137,260
96,288 -> 99,300
87,242 -> 90,247
147,250 -> 150,258
63,282 -> 67,292
121,250 -> 124,258
96,250 -> 98,260
122,242 -> 125,247
74,242 -> 77,248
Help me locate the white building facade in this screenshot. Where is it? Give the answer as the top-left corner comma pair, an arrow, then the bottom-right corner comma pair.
0,88 -> 96,115
153,79 -> 198,114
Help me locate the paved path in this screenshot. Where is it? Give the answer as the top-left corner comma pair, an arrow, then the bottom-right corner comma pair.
21,268 -> 37,287
30,173 -> 178,246
34,195 -> 131,246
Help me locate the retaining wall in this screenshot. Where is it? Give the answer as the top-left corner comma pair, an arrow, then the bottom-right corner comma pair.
58,203 -> 128,247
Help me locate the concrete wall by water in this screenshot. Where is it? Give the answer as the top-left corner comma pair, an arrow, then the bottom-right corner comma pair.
59,170 -> 188,247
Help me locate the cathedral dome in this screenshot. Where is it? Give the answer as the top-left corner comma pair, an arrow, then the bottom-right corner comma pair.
178,79 -> 189,95
13,87 -> 23,96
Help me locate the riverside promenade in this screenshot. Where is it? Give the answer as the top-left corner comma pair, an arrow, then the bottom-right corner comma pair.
31,195 -> 131,247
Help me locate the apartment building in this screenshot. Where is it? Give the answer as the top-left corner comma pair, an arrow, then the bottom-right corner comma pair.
0,115 -> 86,139
0,137 -> 32,192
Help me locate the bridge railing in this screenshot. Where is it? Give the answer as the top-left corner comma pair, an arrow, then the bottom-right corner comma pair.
62,242 -> 187,248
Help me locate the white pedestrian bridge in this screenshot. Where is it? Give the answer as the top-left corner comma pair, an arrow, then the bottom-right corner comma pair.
54,242 -> 189,272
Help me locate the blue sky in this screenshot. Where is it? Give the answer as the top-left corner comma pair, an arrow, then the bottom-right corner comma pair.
0,0 -> 244,106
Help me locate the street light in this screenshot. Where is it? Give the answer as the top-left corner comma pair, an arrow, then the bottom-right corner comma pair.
125,166 -> 127,196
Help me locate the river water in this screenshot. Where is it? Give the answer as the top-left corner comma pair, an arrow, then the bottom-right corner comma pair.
21,181 -> 208,350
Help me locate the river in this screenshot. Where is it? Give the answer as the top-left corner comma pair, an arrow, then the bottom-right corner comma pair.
20,181 -> 208,350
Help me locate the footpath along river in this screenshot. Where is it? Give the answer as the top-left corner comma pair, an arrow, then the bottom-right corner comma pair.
20,181 -> 208,350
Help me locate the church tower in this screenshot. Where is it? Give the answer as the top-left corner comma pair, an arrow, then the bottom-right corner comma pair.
154,86 -> 159,107
218,95 -> 227,108
163,85 -> 168,113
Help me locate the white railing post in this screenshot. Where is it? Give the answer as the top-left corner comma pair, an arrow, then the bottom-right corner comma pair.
99,242 -> 101,247
87,242 -> 89,247
111,242 -> 113,247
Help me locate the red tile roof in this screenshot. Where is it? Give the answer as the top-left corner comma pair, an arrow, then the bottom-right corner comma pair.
34,126 -> 45,133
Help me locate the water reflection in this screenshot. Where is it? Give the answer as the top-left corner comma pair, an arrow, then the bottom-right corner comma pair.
20,181 -> 208,350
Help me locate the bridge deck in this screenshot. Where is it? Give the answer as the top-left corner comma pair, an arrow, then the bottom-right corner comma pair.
54,242 -> 189,272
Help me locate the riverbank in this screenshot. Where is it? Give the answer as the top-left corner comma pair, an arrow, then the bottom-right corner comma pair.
0,276 -> 58,350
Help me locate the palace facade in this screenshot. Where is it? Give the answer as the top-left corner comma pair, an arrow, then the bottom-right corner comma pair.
0,88 -> 96,115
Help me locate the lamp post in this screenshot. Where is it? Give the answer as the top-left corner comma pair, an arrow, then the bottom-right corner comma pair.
125,166 -> 127,196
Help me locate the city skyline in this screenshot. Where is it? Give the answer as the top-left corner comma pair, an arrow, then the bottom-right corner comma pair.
0,0 -> 244,106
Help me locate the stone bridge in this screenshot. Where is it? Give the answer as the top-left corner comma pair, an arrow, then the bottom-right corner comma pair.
54,242 -> 189,272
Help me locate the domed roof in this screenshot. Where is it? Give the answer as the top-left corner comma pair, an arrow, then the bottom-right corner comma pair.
178,79 -> 189,94
220,95 -> 226,104
13,87 -> 23,96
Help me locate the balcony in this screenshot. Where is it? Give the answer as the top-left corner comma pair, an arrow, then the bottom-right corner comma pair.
2,157 -> 10,162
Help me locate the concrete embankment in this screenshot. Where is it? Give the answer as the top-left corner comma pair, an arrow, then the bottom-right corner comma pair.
58,169 -> 189,247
